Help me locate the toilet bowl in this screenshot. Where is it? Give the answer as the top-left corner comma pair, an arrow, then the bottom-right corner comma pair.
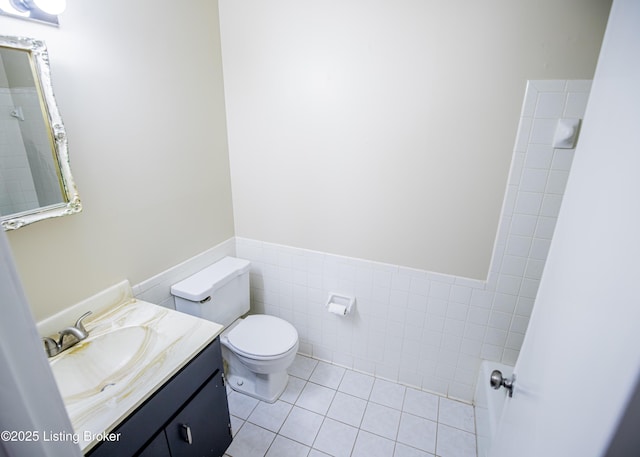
221,314 -> 298,402
170,256 -> 299,403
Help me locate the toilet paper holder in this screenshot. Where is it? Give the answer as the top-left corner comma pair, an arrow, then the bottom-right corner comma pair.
326,293 -> 355,316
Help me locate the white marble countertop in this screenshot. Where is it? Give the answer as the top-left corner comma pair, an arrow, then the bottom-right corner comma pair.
41,293 -> 223,452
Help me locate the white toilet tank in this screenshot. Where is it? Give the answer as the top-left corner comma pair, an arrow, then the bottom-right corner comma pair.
171,256 -> 251,327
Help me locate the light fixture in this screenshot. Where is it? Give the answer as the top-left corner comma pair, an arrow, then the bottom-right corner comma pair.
0,0 -> 29,16
0,0 -> 66,26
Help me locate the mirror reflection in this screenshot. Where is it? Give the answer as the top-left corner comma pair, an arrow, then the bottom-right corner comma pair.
0,35 -> 81,230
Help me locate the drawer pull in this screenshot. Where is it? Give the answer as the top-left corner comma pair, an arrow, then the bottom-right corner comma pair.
181,424 -> 193,444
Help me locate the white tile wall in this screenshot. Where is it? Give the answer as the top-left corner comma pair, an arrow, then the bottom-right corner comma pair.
0,87 -> 39,216
132,80 -> 591,403
10,87 -> 63,207
485,79 -> 591,366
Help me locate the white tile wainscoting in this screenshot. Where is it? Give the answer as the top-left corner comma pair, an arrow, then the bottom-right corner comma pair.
134,80 -> 590,403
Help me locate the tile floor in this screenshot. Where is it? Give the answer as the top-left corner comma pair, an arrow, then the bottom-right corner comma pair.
223,355 -> 477,457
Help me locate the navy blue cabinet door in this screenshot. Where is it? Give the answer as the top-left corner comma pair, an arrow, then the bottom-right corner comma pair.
166,371 -> 232,457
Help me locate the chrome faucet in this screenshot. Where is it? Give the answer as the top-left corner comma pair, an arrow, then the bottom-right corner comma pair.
42,311 -> 92,357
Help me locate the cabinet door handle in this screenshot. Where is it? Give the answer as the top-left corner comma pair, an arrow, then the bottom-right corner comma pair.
181,424 -> 193,444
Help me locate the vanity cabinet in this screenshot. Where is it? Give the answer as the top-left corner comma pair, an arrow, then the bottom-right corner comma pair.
87,338 -> 232,457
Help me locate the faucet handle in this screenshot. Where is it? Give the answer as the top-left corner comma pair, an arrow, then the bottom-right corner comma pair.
43,337 -> 60,357
75,311 -> 92,332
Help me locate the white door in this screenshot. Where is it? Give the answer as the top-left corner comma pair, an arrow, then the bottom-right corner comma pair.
491,1 -> 640,456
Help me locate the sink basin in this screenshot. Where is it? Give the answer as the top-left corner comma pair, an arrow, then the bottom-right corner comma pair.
50,326 -> 157,400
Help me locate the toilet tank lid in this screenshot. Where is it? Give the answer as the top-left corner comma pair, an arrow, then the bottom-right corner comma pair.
170,256 -> 251,302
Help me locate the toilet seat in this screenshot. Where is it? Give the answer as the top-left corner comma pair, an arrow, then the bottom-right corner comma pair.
226,315 -> 298,361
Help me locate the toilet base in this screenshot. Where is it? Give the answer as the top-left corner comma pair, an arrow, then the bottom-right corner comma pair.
222,344 -> 290,403
226,371 -> 289,403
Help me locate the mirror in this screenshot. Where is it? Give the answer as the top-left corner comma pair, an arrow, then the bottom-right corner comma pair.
0,35 -> 80,230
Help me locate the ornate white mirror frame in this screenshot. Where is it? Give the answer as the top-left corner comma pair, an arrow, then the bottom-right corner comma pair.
0,35 -> 81,230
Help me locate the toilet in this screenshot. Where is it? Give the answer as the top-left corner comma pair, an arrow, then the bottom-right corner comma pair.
170,256 -> 299,403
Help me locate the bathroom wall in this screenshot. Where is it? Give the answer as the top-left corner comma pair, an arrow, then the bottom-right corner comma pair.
130,78 -> 589,402
219,0 -> 611,280
1,1 -> 608,322
234,79 -> 591,402
1,0 -> 235,321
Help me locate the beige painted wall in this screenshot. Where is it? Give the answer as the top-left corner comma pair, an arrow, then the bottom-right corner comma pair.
220,0 -> 611,279
2,0 -> 235,321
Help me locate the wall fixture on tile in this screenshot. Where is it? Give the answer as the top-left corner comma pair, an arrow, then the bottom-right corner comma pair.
552,118 -> 581,148
326,293 -> 355,316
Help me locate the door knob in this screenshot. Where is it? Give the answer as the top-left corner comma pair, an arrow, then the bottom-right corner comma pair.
490,369 -> 515,397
